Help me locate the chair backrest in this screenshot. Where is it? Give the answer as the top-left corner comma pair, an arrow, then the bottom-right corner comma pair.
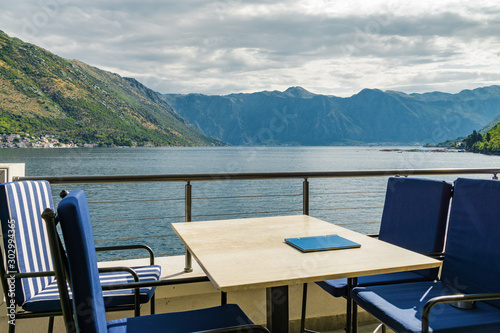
441,178 -> 500,309
56,189 -> 107,332
378,177 -> 452,279
0,180 -> 55,305
379,177 -> 452,253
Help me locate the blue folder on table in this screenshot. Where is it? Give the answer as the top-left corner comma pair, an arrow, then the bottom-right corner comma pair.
285,234 -> 361,252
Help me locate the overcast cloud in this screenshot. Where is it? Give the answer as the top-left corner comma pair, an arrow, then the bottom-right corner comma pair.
1,0 -> 500,96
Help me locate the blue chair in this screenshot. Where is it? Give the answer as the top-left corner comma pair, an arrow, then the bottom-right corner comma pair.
0,181 -> 161,333
42,189 -> 268,333
301,177 -> 453,332
352,178 -> 500,332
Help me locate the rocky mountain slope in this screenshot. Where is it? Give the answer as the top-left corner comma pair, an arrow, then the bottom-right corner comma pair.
0,30 -> 220,146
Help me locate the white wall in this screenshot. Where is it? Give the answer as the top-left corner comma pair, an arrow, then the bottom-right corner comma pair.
0,164 -> 25,183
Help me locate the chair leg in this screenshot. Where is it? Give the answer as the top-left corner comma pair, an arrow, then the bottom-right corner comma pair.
48,316 -> 55,333
300,283 -> 307,333
221,291 -> 228,305
345,277 -> 359,333
345,294 -> 352,333
151,294 -> 155,315
300,283 -> 320,333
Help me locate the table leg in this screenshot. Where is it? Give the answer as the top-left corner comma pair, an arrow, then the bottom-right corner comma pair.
266,286 -> 289,333
346,282 -> 352,333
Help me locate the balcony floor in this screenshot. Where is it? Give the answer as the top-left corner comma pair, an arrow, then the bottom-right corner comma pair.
328,323 -> 391,333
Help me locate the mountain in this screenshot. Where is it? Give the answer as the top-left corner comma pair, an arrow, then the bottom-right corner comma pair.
163,86 -> 500,146
0,30 -> 220,146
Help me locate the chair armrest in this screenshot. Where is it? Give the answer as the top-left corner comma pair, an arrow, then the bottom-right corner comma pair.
422,292 -> 500,333
101,276 -> 210,291
196,324 -> 271,333
422,252 -> 445,260
98,266 -> 141,316
96,244 -> 155,265
11,271 -> 56,279
98,267 -> 140,283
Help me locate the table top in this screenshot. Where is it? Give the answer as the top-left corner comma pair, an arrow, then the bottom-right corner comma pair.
172,215 -> 442,292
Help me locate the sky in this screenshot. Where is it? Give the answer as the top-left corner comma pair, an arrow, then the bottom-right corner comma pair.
1,0 -> 500,97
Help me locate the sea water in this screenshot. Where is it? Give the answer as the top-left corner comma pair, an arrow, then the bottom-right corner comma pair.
1,146 -> 498,258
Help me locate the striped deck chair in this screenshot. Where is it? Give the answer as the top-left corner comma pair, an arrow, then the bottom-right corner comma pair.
0,180 -> 161,333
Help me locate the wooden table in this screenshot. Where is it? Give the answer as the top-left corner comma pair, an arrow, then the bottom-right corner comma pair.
172,215 -> 441,333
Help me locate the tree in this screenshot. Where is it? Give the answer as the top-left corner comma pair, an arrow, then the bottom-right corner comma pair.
463,130 -> 483,150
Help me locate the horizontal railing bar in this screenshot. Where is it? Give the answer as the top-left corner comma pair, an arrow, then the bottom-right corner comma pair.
312,191 -> 385,195
336,221 -> 380,226
193,193 -> 302,200
312,206 -> 382,211
88,198 -> 184,204
93,215 -> 185,223
193,209 -> 302,218
14,168 -> 500,184
95,234 -> 176,242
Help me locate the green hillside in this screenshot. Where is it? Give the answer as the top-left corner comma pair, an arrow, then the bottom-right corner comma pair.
462,126 -> 500,154
0,30 -> 221,146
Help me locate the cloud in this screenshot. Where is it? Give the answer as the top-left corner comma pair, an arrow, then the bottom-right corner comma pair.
1,0 -> 500,96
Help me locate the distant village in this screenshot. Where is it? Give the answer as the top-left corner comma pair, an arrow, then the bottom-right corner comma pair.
0,133 -> 99,148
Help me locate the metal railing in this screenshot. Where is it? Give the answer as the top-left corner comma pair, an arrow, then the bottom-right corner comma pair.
15,167 -> 500,271
14,167 -> 500,184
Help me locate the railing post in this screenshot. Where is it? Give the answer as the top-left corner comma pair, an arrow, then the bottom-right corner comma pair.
303,178 -> 309,215
184,181 -> 193,272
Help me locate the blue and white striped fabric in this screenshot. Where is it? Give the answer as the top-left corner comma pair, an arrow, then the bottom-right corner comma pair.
23,265 -> 161,312
0,180 -> 54,306
0,180 -> 161,313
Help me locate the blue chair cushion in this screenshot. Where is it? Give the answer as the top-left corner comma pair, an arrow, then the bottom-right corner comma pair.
352,281 -> 500,333
317,270 -> 432,298
22,265 -> 161,312
379,177 -> 452,256
441,178 -> 500,309
57,189 -> 109,332
107,304 -> 254,333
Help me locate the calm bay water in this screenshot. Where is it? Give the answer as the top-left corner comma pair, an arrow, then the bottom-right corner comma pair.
1,146 -> 498,258
1,146 -> 499,175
